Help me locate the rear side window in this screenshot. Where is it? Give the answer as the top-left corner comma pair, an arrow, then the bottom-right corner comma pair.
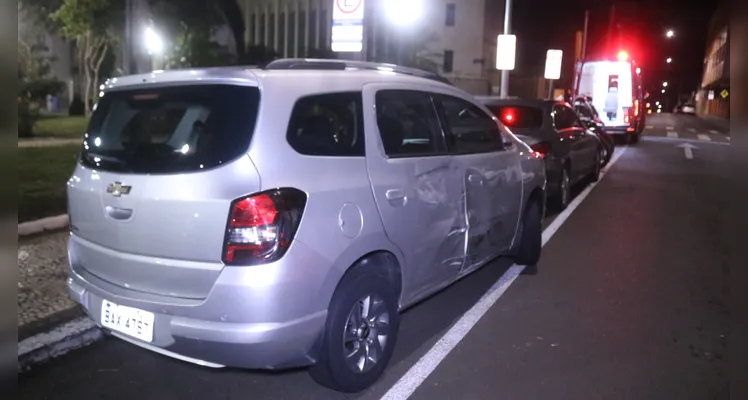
81,84 -> 260,173
375,90 -> 445,157
437,95 -> 503,154
552,105 -> 581,130
485,105 -> 543,129
286,92 -> 364,156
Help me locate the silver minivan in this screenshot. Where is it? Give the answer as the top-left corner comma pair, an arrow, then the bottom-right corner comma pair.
66,59 -> 546,392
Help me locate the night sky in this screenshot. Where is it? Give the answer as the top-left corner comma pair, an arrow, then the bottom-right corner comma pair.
508,0 -> 718,103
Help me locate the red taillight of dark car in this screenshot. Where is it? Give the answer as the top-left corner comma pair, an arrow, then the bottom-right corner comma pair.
530,142 -> 551,159
223,188 -> 306,266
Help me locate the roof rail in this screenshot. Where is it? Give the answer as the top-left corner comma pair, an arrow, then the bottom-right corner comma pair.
263,58 -> 452,85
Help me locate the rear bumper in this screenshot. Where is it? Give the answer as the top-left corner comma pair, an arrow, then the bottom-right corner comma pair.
67,235 -> 333,370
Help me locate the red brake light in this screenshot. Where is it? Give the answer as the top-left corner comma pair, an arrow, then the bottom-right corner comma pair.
500,108 -> 516,124
223,188 -> 307,265
530,142 -> 551,158
634,100 -> 639,116
231,195 -> 277,227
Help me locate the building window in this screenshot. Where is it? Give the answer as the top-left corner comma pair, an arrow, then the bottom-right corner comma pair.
446,4 -> 456,26
443,50 -> 454,73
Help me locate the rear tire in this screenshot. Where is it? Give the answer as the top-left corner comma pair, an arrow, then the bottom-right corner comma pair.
550,168 -> 571,212
514,199 -> 543,266
309,266 -> 400,393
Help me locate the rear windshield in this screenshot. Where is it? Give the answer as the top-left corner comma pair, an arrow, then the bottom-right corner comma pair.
484,105 -> 544,129
81,84 -> 260,173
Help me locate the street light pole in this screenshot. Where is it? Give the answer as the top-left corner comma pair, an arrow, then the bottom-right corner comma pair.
499,0 -> 512,98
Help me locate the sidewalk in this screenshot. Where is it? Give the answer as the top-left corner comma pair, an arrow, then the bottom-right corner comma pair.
18,232 -> 80,340
18,138 -> 81,148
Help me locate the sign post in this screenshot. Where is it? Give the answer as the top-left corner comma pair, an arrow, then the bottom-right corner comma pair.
544,49 -> 563,100
331,0 -> 365,53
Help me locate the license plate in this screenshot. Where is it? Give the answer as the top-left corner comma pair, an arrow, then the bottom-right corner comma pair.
101,299 -> 155,343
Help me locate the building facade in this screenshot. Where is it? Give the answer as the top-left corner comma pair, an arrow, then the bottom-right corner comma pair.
236,0 -> 505,95
696,2 -> 729,118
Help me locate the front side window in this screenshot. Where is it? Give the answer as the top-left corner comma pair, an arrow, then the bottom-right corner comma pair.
81,84 -> 260,173
438,95 -> 503,154
375,90 -> 445,157
286,92 -> 365,156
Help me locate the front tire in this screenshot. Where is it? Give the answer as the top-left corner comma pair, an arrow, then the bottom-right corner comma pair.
514,199 -> 543,266
309,266 -> 400,393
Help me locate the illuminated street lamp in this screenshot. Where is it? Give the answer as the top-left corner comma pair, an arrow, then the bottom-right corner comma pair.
144,26 -> 163,55
662,81 -> 668,87
666,57 -> 672,63
384,0 -> 423,26
661,89 -> 666,94
666,29 -> 675,38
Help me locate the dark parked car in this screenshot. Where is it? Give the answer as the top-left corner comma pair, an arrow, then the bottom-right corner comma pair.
573,97 -> 614,166
478,97 -> 603,211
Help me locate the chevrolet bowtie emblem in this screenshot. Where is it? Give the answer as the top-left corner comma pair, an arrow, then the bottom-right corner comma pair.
107,182 -> 132,197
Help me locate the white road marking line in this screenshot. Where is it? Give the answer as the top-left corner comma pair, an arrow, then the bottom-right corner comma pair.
688,128 -> 697,133
709,130 -> 719,134
646,125 -> 654,129
697,134 -> 711,142
380,148 -> 629,400
676,143 -> 697,160
727,136 -> 731,141
667,131 -> 678,138
666,126 -> 674,131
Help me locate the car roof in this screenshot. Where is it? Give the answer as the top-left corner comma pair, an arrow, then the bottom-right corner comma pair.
477,97 -> 563,109
101,59 -> 455,94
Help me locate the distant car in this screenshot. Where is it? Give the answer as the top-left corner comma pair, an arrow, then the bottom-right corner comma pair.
479,97 -> 603,211
678,103 -> 696,115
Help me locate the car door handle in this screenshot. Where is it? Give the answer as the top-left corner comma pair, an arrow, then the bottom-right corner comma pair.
468,174 -> 483,184
105,206 -> 133,220
385,189 -> 407,205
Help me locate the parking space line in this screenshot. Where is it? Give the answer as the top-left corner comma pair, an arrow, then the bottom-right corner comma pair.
380,148 -> 629,400
688,128 -> 697,133
666,126 -> 674,131
697,134 -> 711,142
709,130 -> 719,134
646,125 -> 654,129
667,131 -> 678,138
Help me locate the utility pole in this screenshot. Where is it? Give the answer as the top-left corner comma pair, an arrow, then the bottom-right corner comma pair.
499,0 -> 512,98
574,10 -> 589,97
607,3 -> 615,57
123,0 -> 132,75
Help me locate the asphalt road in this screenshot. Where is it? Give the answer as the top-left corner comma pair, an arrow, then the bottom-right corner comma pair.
17,114 -> 730,400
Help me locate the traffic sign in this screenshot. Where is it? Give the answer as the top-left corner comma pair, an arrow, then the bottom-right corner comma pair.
720,89 -> 729,99
544,49 -> 563,80
495,35 -> 516,70
331,0 -> 365,52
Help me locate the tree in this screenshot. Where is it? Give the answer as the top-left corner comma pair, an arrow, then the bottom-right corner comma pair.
51,0 -> 121,116
149,0 -> 237,69
18,39 -> 65,104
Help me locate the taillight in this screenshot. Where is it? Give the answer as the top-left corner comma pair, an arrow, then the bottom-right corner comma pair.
223,188 -> 307,266
634,100 -> 639,116
530,142 -> 551,159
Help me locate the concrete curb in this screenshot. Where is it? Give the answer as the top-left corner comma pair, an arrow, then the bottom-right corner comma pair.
18,316 -> 102,372
18,214 -> 68,237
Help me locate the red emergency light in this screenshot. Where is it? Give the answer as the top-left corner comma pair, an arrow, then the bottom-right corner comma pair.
617,50 -> 629,61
